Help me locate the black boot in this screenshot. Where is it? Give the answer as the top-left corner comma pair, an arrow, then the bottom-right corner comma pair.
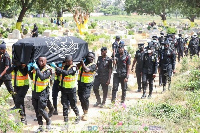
64,116 -> 68,122
93,101 -> 101,107
137,88 -> 141,92
21,115 -> 27,125
141,87 -> 146,99
148,89 -> 153,99
46,119 -> 51,130
35,125 -> 44,133
162,86 -> 166,93
53,109 -> 58,115
74,116 -> 80,124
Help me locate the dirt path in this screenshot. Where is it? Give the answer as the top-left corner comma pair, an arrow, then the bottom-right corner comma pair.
19,73 -> 166,132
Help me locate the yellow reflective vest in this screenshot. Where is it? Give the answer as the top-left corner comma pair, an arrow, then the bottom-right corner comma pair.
59,65 -> 76,88
32,65 -> 51,92
78,63 -> 95,84
11,70 -> 29,86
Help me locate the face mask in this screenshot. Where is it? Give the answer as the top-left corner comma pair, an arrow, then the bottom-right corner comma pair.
162,46 -> 164,49
148,50 -> 152,53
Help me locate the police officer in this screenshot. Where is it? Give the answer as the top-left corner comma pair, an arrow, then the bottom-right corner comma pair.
189,33 -> 199,58
28,55 -> 52,132
177,34 -> 185,62
6,63 -> 29,124
112,36 -> 121,57
141,43 -> 158,99
78,52 -> 96,121
51,55 -> 80,124
158,42 -> 165,86
111,41 -> 131,104
0,41 -> 15,107
159,40 -> 176,92
93,47 -> 112,108
131,43 -> 145,92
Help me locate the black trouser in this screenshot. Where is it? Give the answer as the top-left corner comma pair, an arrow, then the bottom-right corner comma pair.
161,68 -> 172,87
159,71 -> 163,85
135,70 -> 142,90
61,87 -> 79,117
52,80 -> 60,110
142,73 -> 154,95
189,47 -> 198,57
14,86 -> 29,117
78,83 -> 92,111
93,76 -> 108,104
32,89 -> 50,125
178,49 -> 184,61
111,74 -> 127,103
0,80 -> 15,103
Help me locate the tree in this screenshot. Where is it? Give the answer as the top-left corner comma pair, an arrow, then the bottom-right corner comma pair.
125,0 -> 174,26
176,0 -> 200,27
0,0 -> 50,31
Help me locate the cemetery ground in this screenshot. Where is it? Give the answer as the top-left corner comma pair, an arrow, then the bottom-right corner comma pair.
0,15 -> 200,132
1,49 -> 200,132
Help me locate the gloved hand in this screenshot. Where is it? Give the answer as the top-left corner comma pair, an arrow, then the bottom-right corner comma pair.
58,63 -> 62,67
50,62 -> 57,68
32,62 -> 38,69
27,63 -> 33,71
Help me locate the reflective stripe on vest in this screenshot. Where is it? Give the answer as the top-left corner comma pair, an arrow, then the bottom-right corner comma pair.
32,65 -> 51,92
78,63 -> 95,83
11,70 -> 29,86
59,65 -> 76,88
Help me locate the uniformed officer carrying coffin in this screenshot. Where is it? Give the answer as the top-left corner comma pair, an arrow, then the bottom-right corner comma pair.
131,43 -> 145,92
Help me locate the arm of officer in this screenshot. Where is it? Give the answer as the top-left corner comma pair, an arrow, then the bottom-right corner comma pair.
0,55 -> 10,78
81,61 -> 96,73
36,69 -> 52,81
106,58 -> 112,85
56,67 -> 76,76
125,56 -> 131,82
6,65 -> 15,74
172,52 -> 176,73
131,57 -> 137,71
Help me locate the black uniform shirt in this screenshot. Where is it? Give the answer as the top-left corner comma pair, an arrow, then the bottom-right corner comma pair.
177,37 -> 185,50
112,41 -> 119,54
134,50 -> 145,71
142,53 -> 158,74
116,53 -> 131,78
97,56 -> 112,77
0,52 -> 11,80
159,48 -> 176,70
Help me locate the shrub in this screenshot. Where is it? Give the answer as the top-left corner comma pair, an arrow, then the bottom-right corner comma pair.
90,22 -> 97,29
126,23 -> 134,29
0,90 -> 23,132
128,30 -> 134,35
167,27 -> 177,34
